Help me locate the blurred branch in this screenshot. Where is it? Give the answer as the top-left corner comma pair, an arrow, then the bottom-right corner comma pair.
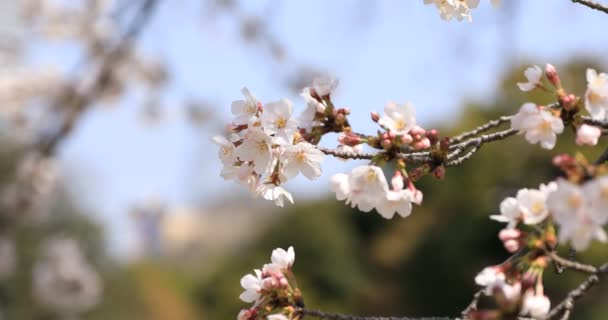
36,0 -> 160,157
571,0 -> 608,14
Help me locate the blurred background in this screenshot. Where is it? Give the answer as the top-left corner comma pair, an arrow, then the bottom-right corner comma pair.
0,0 -> 607,319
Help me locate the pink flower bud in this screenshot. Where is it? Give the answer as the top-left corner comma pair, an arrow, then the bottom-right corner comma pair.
388,131 -> 397,139
576,124 -> 601,146
401,134 -> 413,144
381,138 -> 392,149
338,133 -> 362,146
552,154 -> 574,167
412,138 -> 431,150
545,63 -> 561,88
410,125 -> 426,136
432,165 -> 445,180
426,129 -> 439,145
498,228 -> 521,241
370,111 -> 380,122
257,101 -> 264,113
503,239 -> 520,253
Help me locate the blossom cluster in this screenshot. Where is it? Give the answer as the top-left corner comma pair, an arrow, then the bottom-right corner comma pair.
213,87 -> 326,207
331,166 -> 422,219
423,0 -> 501,22
238,247 -> 300,320
214,75 -> 437,221
511,64 -> 606,149
469,154 -> 608,319
32,237 -> 102,316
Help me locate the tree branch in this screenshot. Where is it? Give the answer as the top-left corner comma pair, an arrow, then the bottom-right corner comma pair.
297,308 -> 459,320
571,0 -> 608,14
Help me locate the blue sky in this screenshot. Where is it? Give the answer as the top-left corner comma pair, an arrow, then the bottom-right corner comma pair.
30,0 -> 608,257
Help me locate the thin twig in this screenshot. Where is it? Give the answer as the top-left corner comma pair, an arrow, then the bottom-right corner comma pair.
571,0 -> 608,14
549,252 -> 598,274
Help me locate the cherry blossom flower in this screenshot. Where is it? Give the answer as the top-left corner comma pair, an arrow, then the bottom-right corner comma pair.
330,165 -> 389,212
585,68 -> 608,120
238,308 -> 258,320
475,266 -> 506,289
256,183 -> 294,207
312,74 -> 338,97
547,178 -> 608,251
270,246 -> 295,270
261,99 -> 299,145
491,182 -> 556,227
212,135 -> 236,164
576,124 -> 602,146
511,103 -> 564,149
521,290 -> 550,319
281,142 -> 325,180
232,87 -> 259,125
375,172 -> 414,219
378,101 -> 416,136
584,175 -> 608,225
267,314 -> 289,320
33,237 -> 102,316
517,65 -> 542,92
235,128 -> 274,174
240,269 -> 263,303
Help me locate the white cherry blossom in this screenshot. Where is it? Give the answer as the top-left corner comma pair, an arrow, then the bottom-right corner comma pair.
491,182 -> 556,227
521,291 -> 550,319
547,178 -> 608,251
375,173 -> 414,219
270,246 -> 295,270
261,99 -> 299,145
231,87 -> 259,125
378,101 -> 416,136
281,142 -> 325,180
267,314 -> 288,320
576,124 -> 601,146
511,103 -> 564,149
212,135 -> 235,164
585,68 -> 608,120
235,128 -> 273,174
517,65 -> 542,92
256,183 -> 294,207
584,175 -> 608,225
239,269 -> 263,303
312,74 -> 338,97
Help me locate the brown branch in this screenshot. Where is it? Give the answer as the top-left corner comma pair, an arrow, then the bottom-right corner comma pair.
450,116 -> 512,144
36,0 -> 160,157
571,0 -> 608,14
297,308 -> 459,320
582,116 -> 608,129
548,252 -> 598,274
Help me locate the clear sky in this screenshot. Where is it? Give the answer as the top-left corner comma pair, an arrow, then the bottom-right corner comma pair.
25,0 -> 608,257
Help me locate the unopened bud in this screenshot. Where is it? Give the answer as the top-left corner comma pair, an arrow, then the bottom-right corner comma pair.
432,165 -> 446,180
503,239 -> 520,253
257,101 -> 264,113
410,125 -> 426,136
498,228 -> 521,241
426,129 -> 439,146
401,134 -> 413,145
412,138 -> 431,150
545,64 -> 561,88
370,111 -> 380,123
439,137 -> 451,151
381,138 -> 392,149
338,133 -> 362,146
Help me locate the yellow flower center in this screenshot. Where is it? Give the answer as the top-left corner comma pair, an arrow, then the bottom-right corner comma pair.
531,202 -> 544,215
277,117 -> 287,129
295,151 -> 306,163
568,194 -> 582,209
